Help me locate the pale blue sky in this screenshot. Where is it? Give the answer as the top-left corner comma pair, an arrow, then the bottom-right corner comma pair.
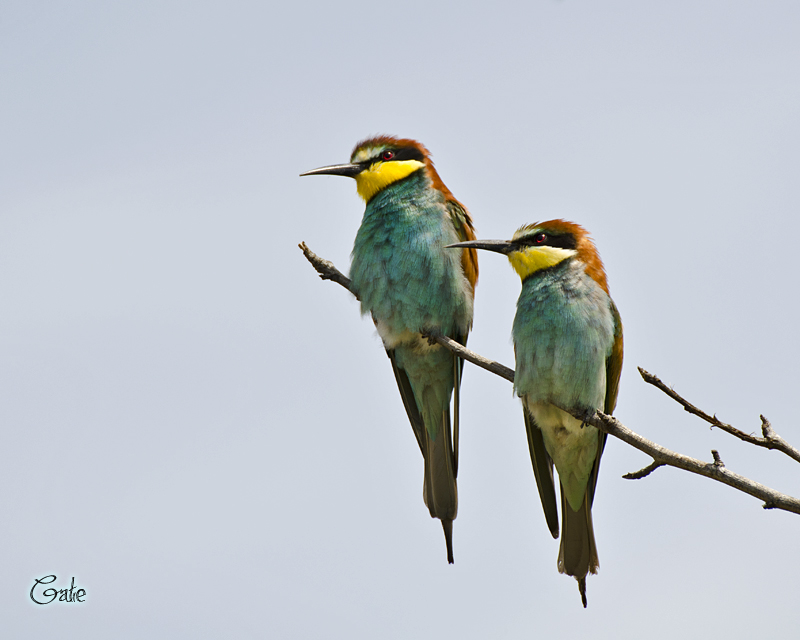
3,1 -> 800,637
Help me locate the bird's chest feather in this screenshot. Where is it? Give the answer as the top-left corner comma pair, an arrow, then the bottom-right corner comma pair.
349,176 -> 473,348
513,261 -> 615,411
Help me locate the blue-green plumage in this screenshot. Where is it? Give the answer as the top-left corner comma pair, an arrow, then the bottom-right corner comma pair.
350,170 -> 473,344
351,169 -> 473,561
446,219 -> 622,606
513,259 -> 616,420
514,258 -> 615,514
301,136 -> 478,564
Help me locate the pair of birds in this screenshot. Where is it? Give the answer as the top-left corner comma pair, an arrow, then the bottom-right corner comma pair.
301,136 -> 623,607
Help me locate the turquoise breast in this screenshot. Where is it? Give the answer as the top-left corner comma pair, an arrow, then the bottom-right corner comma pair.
513,259 -> 615,412
349,171 -> 473,344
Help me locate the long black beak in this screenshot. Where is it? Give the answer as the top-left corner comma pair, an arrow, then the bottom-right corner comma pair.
446,239 -> 515,255
300,163 -> 364,178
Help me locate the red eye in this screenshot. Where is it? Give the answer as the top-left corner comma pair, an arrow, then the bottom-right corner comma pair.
533,233 -> 547,244
381,150 -> 395,161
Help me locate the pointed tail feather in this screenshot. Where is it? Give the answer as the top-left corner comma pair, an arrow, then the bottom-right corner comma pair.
422,405 -> 458,563
557,490 -> 598,607
441,520 -> 454,564
391,346 -> 458,563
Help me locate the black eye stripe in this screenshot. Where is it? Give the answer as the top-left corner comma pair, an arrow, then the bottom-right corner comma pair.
518,232 -> 577,250
363,147 -> 425,166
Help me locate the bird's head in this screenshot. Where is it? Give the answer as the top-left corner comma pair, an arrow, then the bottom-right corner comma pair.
301,135 -> 453,203
447,219 -> 608,292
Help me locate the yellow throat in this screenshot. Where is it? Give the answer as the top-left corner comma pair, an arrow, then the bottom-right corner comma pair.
354,159 -> 425,201
508,246 -> 577,281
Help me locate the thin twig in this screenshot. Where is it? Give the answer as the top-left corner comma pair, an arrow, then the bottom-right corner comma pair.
622,461 -> 665,480
300,242 -> 800,516
580,411 -> 800,515
638,367 -> 800,464
299,242 -> 358,299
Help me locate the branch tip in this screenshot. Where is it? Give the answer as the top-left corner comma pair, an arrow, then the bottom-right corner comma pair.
299,241 -> 357,299
761,415 -> 775,439
623,461 -> 665,480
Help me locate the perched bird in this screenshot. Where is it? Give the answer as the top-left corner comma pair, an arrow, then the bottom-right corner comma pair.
301,136 -> 479,563
448,220 -> 622,606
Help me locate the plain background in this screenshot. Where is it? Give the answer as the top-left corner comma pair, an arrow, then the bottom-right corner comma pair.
2,1 -> 799,637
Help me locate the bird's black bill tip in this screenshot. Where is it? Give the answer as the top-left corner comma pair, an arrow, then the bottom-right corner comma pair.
445,239 -> 514,255
299,163 -> 364,178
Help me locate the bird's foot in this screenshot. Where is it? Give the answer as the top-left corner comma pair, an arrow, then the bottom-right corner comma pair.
419,327 -> 442,346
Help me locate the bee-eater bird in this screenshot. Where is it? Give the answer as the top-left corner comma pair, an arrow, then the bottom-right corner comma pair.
300,136 -> 479,564
448,220 -> 622,606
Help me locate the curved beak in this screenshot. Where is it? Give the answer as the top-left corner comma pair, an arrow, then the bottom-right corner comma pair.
446,239 -> 515,255
300,163 -> 364,178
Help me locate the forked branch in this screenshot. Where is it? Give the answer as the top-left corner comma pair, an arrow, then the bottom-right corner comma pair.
638,367 -> 800,464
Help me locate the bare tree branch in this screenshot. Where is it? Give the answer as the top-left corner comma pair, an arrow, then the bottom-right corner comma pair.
299,242 -> 358,299
421,331 -> 515,384
622,461 -> 665,480
582,411 -> 800,515
638,367 -> 800,464
300,242 -> 800,516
